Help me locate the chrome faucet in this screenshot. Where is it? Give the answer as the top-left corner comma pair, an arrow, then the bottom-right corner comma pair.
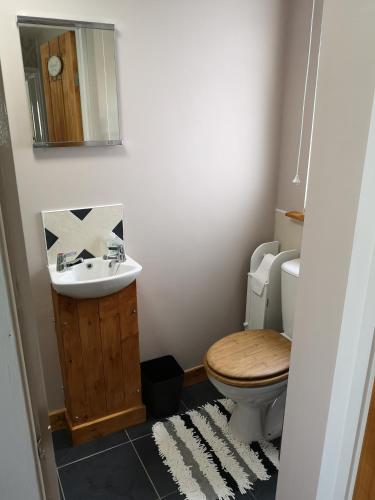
103,243 -> 126,266
56,252 -> 84,272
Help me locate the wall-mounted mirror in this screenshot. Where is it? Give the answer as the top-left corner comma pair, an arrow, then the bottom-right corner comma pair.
17,16 -> 122,147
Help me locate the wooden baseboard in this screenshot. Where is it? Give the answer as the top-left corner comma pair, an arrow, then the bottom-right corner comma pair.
49,364 -> 207,432
67,405 -> 146,445
49,408 -> 67,432
183,364 -> 207,387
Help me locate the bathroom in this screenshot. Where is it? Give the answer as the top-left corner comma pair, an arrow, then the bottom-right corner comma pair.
1,1 -> 375,500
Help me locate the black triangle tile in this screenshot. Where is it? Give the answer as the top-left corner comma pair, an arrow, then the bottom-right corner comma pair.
45,228 -> 59,250
70,208 -> 92,221
77,249 -> 95,260
112,221 -> 124,240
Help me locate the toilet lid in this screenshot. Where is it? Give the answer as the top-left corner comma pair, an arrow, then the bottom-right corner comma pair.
205,330 -> 291,382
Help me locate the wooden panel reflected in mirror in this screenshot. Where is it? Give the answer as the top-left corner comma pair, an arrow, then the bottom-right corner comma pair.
40,31 -> 84,143
18,17 -> 122,148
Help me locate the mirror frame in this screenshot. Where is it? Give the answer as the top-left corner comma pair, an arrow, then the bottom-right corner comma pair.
17,16 -> 122,148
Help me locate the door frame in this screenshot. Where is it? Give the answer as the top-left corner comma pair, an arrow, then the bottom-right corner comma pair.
276,0 -> 375,497
0,204 -> 45,499
0,61 -> 60,500
316,90 -> 375,499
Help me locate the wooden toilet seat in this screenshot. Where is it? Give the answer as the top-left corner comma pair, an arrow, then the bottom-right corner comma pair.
204,330 -> 291,388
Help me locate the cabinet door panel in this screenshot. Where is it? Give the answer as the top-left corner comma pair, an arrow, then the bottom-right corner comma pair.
119,282 -> 138,338
122,336 -> 142,408
78,299 -> 107,419
119,283 -> 142,407
59,296 -> 88,422
99,294 -> 126,412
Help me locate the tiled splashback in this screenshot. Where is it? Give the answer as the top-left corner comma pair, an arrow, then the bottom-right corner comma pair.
41,204 -> 124,265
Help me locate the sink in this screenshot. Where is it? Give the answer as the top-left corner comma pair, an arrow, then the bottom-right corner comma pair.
48,256 -> 142,299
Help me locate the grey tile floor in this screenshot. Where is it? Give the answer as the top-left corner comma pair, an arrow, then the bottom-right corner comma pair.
54,381 -> 277,500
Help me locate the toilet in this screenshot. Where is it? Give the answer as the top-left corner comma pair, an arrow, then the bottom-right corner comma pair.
204,258 -> 300,443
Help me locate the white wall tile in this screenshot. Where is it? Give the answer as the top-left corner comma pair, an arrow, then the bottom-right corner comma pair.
41,204 -> 123,265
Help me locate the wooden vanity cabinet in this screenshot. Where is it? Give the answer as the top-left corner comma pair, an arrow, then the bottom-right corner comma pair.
52,281 -> 146,444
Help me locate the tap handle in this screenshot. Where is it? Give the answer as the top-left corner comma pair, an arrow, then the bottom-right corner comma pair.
57,251 -> 76,267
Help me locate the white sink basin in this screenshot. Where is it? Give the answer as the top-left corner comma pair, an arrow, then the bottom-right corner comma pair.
48,256 -> 142,299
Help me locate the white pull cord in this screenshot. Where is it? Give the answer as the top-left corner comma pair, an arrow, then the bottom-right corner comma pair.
293,0 -> 316,185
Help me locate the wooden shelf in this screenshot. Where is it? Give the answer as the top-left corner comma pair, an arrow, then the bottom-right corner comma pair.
285,211 -> 304,222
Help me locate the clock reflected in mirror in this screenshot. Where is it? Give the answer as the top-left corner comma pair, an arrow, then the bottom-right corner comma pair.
47,55 -> 62,77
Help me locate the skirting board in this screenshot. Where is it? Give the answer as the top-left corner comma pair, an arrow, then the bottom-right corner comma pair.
183,364 -> 208,387
49,364 -> 208,432
49,408 -> 68,431
68,405 -> 146,445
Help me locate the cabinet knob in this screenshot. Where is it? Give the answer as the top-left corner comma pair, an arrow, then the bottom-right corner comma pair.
132,309 -> 137,314
73,416 -> 80,422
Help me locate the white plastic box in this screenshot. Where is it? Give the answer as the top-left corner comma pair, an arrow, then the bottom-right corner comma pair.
244,241 -> 299,331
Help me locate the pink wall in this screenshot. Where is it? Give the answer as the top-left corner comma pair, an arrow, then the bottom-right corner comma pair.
0,0 -> 289,410
276,0 -> 323,212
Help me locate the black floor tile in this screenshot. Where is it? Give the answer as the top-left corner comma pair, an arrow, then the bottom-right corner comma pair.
251,475 -> 278,500
53,429 -> 127,467
162,492 -> 182,499
59,442 -> 157,499
127,403 -> 186,440
133,434 -> 177,498
234,491 -> 256,499
181,380 -> 221,409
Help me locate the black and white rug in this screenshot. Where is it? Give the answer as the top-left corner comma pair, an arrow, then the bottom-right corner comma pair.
152,399 -> 279,500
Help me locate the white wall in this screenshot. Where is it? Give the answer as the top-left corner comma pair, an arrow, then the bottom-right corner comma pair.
276,0 -> 375,498
272,0 -> 323,256
0,0 -> 289,410
274,209 -> 303,252
276,0 -> 322,212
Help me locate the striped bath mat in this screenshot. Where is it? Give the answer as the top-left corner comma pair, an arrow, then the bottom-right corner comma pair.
152,398 -> 279,500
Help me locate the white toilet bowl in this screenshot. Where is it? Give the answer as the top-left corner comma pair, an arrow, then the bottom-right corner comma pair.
204,329 -> 291,443
204,258 -> 300,443
209,375 -> 287,442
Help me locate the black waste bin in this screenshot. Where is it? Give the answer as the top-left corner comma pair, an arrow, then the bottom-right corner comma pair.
141,355 -> 184,418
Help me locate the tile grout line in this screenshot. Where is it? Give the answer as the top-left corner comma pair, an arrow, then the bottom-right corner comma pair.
57,440 -> 130,469
127,401 -> 188,442
130,432 -> 152,442
126,429 -> 162,500
160,491 -> 179,500
56,469 -> 66,500
180,399 -> 188,410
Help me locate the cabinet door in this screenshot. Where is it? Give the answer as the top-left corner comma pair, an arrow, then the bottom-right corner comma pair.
99,294 -> 127,413
119,282 -> 142,408
77,299 -> 107,419
58,295 -> 88,422
354,383 -> 375,499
